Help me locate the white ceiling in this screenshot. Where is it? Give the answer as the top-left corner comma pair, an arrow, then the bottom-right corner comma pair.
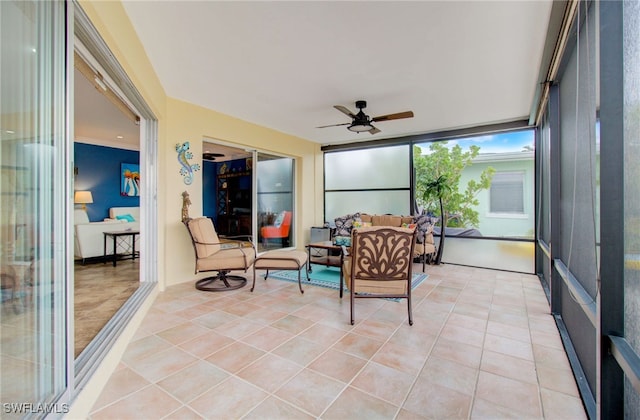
115,1 -> 552,146
75,67 -> 141,149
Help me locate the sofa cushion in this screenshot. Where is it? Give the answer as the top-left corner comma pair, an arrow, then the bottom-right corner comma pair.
371,214 -> 403,227
360,214 -> 373,224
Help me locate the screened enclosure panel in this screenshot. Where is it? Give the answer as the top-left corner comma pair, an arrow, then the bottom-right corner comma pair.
555,1 -> 599,397
440,237 -> 534,273
538,117 -> 551,244
414,130 -> 535,239
324,145 -> 410,190
623,0 -> 640,415
325,190 -> 410,224
557,5 -> 599,298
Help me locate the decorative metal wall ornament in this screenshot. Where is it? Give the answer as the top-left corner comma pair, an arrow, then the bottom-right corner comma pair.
175,141 -> 200,185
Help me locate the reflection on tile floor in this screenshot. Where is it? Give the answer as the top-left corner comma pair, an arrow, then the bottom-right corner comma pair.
75,259 -> 140,357
90,263 -> 587,419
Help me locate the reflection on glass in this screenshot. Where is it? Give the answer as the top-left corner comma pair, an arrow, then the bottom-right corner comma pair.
257,154 -> 294,252
624,1 -> 640,415
1,0 -> 68,411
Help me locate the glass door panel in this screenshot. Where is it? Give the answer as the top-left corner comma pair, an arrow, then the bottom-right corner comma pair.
1,0 -> 69,410
255,153 -> 294,252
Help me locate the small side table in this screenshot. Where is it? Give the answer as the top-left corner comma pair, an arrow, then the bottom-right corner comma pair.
306,240 -> 346,297
103,230 -> 140,267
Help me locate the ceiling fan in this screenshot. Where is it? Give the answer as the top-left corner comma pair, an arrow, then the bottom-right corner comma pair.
317,100 -> 414,135
203,152 -> 225,161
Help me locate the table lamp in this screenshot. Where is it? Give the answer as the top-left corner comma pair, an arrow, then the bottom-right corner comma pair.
74,191 -> 93,210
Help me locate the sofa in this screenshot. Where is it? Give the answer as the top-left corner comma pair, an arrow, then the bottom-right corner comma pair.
74,207 -> 140,262
333,212 -> 436,271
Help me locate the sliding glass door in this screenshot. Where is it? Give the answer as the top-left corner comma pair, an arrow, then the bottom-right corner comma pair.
255,153 -> 294,252
1,0 -> 70,411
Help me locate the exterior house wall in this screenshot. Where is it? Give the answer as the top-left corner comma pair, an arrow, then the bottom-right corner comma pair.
459,153 -> 534,238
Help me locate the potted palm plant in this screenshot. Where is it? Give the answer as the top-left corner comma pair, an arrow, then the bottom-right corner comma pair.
423,175 -> 451,265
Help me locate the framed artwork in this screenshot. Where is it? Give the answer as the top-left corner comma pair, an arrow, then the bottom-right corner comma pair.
121,163 -> 140,196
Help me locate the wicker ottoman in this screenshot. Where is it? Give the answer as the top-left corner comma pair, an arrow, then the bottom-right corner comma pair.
252,250 -> 308,294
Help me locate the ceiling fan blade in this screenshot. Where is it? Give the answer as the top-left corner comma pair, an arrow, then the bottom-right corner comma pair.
334,105 -> 356,118
368,126 -> 381,135
316,122 -> 351,129
371,110 -> 414,123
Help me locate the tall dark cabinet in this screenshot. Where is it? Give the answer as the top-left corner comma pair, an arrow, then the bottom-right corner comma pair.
215,159 -> 252,236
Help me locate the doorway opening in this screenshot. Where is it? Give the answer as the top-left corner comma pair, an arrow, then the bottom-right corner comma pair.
202,141 -> 295,253
73,49 -> 142,358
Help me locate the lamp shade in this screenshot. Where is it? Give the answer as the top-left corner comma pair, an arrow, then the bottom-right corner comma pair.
74,191 -> 93,204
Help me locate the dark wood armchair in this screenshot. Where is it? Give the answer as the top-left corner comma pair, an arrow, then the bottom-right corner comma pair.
342,226 -> 417,325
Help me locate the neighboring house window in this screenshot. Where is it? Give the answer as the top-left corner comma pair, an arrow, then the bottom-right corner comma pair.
490,171 -> 525,213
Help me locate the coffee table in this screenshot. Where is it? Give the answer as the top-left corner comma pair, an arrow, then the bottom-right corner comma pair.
306,240 -> 346,297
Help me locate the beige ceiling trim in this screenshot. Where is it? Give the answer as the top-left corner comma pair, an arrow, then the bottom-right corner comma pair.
74,51 -> 140,126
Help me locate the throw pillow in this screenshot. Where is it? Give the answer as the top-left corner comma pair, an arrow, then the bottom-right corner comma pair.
333,236 -> 351,247
273,211 -> 286,227
402,222 -> 417,230
116,214 -> 135,222
334,212 -> 360,236
413,214 -> 436,243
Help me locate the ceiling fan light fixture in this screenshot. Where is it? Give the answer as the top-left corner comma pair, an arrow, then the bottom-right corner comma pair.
203,152 -> 225,161
348,122 -> 374,132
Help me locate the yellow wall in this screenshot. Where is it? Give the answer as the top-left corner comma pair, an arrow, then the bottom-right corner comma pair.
79,0 -> 323,291
164,98 -> 320,287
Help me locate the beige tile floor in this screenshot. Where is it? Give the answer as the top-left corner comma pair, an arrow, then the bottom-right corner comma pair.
90,263 -> 587,419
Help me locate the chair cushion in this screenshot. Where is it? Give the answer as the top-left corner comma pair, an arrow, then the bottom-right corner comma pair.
196,246 -> 256,272
254,250 -> 307,270
188,217 -> 221,258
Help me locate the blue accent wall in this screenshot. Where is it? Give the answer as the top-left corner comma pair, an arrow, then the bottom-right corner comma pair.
74,143 -> 139,221
203,160 -> 217,219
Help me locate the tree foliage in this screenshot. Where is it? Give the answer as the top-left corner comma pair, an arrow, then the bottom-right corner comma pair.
414,143 -> 495,228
